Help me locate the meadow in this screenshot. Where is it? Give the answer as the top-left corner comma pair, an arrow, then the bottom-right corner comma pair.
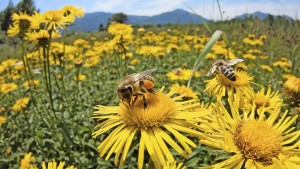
0,6 -> 300,169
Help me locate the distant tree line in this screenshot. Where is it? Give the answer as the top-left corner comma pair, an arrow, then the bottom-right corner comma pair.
99,12 -> 128,32
0,0 -> 37,31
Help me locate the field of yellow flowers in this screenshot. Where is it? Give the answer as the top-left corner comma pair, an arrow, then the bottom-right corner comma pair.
1,6 -> 300,169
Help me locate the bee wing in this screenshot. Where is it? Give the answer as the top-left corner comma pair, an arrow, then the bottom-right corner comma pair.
226,59 -> 244,66
206,66 -> 217,76
134,68 -> 157,82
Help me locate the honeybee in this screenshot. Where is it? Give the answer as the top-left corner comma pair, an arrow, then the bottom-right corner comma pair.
207,59 -> 244,81
117,68 -> 157,108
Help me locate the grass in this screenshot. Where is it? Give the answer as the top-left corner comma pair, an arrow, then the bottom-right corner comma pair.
0,17 -> 300,168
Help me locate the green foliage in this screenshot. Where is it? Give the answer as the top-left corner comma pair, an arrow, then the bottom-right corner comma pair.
0,0 -> 14,32
108,12 -> 128,24
0,0 -> 37,31
15,0 -> 37,15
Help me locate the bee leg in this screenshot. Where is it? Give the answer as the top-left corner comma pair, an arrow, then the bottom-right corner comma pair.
132,95 -> 138,107
121,98 -> 130,109
142,94 -> 147,109
134,93 -> 147,109
123,101 -> 130,110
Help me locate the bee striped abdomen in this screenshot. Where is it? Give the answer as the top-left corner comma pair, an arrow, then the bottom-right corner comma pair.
220,65 -> 237,81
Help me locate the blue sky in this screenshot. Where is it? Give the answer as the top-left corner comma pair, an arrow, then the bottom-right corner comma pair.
1,0 -> 299,20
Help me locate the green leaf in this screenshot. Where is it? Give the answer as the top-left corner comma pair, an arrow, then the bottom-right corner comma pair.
59,122 -> 76,147
187,30 -> 223,87
185,156 -> 200,167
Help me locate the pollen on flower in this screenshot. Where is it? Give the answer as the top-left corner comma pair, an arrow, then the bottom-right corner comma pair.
233,120 -> 282,165
119,91 -> 176,128
254,93 -> 270,107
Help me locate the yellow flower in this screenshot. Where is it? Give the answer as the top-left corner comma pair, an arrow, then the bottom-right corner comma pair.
23,80 -> 40,89
204,70 -> 254,106
199,98 -> 300,168
272,60 -> 291,69
163,161 -> 186,169
284,76 -> 300,101
25,30 -> 61,47
37,159 -> 76,169
166,68 -> 192,81
11,12 -> 30,26
28,159 -> 76,169
260,34 -> 267,40
73,58 -> 83,68
259,55 -> 269,60
260,64 -> 273,72
73,38 -> 89,47
130,58 -> 140,65
243,86 -> 282,115
7,12 -> 39,37
1,83 -> 18,94
243,53 -> 256,60
108,23 -> 133,36
20,152 -> 35,169
137,46 -> 166,58
42,10 -> 74,30
92,88 -> 208,168
282,74 -> 296,80
0,107 -> 7,113
169,84 -> 198,99
7,23 -> 21,37
84,56 -> 99,67
205,53 -> 217,60
1,58 -> 18,70
74,74 -> 86,81
121,52 -> 133,59
61,5 -> 85,18
137,27 -> 145,33
12,97 -> 30,112
167,44 -> 179,52
0,116 -> 7,126
236,62 -> 248,71
5,146 -> 12,155
248,49 -> 261,54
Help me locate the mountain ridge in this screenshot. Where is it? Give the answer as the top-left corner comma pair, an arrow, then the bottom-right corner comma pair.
70,9 -> 209,32
70,9 -> 294,32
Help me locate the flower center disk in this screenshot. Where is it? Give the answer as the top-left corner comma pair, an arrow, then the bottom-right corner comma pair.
233,120 -> 282,165
119,92 -> 176,128
254,93 -> 270,107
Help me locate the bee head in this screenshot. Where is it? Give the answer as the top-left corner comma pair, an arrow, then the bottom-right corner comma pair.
117,86 -> 133,101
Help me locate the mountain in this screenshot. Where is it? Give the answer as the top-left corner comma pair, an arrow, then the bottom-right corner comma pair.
130,9 -> 209,25
69,9 -> 209,32
234,11 -> 293,21
70,10 -> 294,32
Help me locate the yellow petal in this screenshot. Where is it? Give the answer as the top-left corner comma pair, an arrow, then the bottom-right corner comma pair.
138,136 -> 145,169
153,127 -> 174,162
156,128 -> 186,157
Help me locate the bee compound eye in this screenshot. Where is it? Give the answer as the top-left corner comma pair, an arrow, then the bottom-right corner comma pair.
126,86 -> 132,92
